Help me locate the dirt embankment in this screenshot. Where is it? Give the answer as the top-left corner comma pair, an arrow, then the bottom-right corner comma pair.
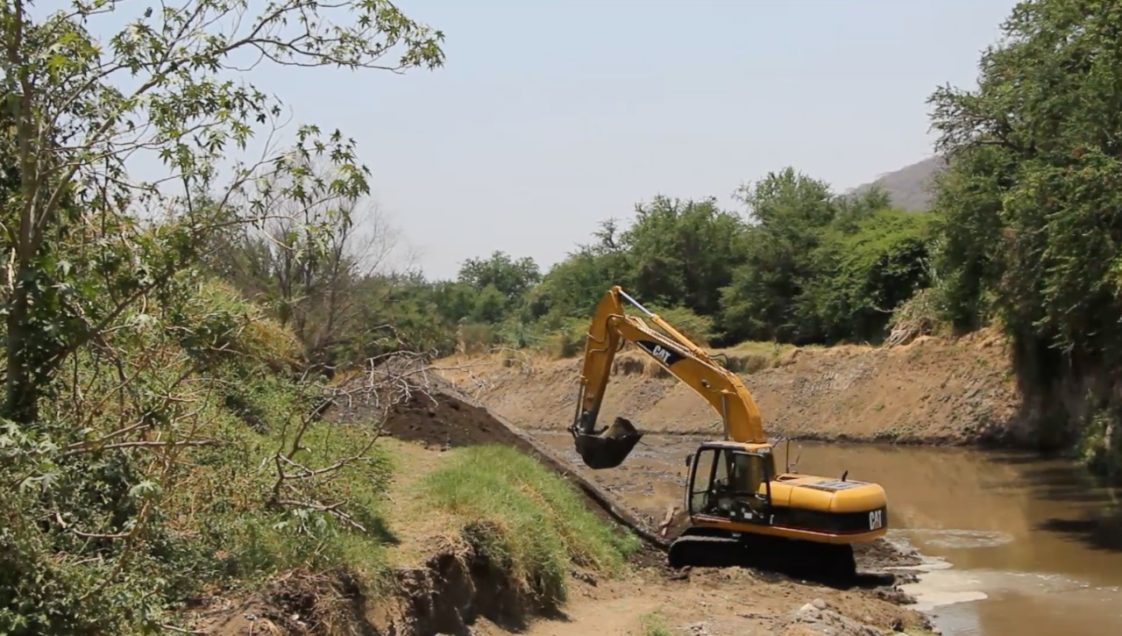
436,329 -> 1025,447
196,375 -> 932,635
373,386 -> 931,636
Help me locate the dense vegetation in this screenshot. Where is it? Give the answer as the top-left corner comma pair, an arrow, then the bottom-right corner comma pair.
927,0 -> 1122,473
0,2 -> 429,632
337,180 -> 937,359
0,3 -> 638,632
4,0 -> 1122,631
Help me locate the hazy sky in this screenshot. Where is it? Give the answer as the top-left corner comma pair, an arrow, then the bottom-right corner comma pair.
105,1 -> 1022,279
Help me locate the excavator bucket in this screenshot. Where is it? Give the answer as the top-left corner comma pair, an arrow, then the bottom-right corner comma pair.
573,416 -> 643,469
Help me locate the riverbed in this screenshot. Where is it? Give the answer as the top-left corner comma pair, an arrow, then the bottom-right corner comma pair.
531,431 -> 1122,636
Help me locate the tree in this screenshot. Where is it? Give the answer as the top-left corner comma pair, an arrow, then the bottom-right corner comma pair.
457,251 -> 541,305
0,0 -> 443,424
719,168 -> 835,342
800,209 -> 935,342
210,186 -> 402,372
620,196 -> 745,317
929,0 -> 1122,365
524,220 -> 633,324
928,0 -> 1122,458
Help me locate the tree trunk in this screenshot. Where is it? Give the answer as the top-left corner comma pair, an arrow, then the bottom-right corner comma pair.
4,279 -> 38,424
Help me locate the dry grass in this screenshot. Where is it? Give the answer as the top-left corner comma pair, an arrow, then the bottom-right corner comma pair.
712,340 -> 799,374
378,438 -> 464,569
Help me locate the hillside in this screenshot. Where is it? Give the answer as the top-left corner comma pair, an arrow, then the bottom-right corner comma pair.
850,156 -> 946,211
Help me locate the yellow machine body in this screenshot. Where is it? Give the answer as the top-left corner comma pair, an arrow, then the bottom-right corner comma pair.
568,286 -> 888,564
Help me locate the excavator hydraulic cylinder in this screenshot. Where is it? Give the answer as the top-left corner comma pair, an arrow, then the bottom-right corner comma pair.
572,416 -> 643,469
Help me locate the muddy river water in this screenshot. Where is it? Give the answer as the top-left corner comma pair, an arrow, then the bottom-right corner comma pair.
533,431 -> 1122,636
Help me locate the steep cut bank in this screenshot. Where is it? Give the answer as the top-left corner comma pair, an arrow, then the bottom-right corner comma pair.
435,329 -> 1024,447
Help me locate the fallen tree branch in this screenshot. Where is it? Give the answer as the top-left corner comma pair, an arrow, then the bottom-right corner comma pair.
63,439 -> 221,456
274,498 -> 368,533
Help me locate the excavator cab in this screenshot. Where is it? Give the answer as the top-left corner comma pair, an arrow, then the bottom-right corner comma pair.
687,444 -> 774,522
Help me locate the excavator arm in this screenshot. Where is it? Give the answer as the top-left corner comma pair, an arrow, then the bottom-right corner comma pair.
571,286 -> 767,469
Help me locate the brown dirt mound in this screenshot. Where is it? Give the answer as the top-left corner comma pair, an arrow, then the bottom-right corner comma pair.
381,392 -> 539,452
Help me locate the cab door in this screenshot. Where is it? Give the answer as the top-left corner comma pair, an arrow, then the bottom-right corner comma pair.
686,446 -> 773,523
686,447 -> 719,515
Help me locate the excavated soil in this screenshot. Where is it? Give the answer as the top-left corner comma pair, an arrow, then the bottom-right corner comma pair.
434,329 -> 1024,446
381,391 -> 538,450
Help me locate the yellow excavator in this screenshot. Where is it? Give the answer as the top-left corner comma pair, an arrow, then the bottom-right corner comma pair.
569,286 -> 888,575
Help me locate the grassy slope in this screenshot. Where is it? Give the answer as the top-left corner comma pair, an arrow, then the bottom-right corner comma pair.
4,275 -> 643,634
420,445 -> 641,608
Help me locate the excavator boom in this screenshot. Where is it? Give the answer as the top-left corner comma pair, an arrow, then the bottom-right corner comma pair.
571,285 -> 766,469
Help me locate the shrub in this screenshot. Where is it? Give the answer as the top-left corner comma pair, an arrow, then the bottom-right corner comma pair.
1078,407 -> 1122,479
456,322 -> 497,355
640,612 -> 676,636
885,288 -> 946,345
645,304 -> 715,347
544,318 -> 588,359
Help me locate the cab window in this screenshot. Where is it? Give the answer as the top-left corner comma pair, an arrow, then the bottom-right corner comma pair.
688,449 -> 716,513
688,448 -> 773,516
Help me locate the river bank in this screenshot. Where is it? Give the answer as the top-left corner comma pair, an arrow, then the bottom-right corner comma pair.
433,329 -> 1023,447
430,335 -> 1122,636
189,378 -> 932,635
377,385 -> 935,636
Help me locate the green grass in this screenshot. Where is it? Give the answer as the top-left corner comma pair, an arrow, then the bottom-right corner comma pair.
421,445 -> 641,607
640,611 -> 676,636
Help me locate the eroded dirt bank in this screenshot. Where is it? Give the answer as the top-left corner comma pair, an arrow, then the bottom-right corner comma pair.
435,329 -> 1023,447
371,384 -> 932,636
193,377 -> 932,635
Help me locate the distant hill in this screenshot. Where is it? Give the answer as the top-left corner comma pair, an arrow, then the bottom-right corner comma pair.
850,155 -> 946,211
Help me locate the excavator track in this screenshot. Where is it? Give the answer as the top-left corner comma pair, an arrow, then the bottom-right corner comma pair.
668,527 -> 857,581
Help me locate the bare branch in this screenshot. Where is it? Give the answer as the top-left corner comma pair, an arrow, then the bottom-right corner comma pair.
63,439 -> 221,457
